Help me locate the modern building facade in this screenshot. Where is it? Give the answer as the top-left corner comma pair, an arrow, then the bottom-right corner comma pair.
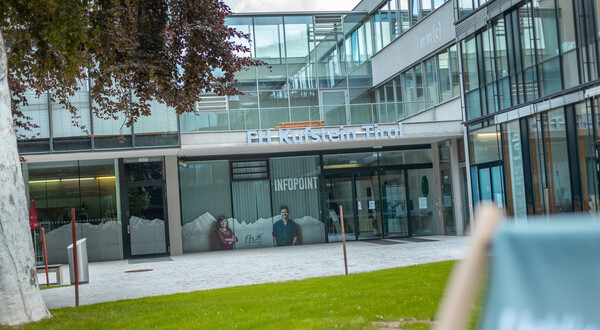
17,0 -> 600,263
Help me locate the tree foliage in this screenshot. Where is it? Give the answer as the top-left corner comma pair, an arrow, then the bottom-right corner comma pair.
0,0 -> 261,133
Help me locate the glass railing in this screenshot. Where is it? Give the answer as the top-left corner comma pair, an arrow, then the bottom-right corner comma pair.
180,101 -> 434,132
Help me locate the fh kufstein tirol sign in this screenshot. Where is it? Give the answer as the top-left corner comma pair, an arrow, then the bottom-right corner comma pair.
247,123 -> 404,146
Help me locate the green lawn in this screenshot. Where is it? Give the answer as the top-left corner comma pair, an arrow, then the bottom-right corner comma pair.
26,261 -> 459,329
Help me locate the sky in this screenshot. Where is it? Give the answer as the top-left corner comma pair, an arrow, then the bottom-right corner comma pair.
225,0 -> 359,13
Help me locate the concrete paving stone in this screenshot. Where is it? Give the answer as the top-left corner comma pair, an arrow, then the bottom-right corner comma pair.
40,236 -> 469,309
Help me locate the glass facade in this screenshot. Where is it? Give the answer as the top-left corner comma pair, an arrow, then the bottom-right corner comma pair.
375,45 -> 460,117
462,0 -> 600,221
178,147 -> 437,252
17,82 -> 179,155
24,160 -> 123,264
181,1 -> 450,132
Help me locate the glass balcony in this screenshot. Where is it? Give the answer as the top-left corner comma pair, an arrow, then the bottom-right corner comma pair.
180,101 -> 433,132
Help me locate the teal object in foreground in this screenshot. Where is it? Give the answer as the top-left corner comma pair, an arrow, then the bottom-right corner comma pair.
481,218 -> 600,330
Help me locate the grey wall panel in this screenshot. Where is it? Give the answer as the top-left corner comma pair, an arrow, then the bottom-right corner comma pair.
456,7 -> 488,41
372,1 -> 456,86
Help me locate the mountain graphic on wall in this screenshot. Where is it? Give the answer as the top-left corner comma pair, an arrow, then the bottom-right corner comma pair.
181,213 -> 325,253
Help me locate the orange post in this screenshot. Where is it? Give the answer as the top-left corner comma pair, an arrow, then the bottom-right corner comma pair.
41,228 -> 49,287
71,208 -> 79,307
339,205 -> 348,275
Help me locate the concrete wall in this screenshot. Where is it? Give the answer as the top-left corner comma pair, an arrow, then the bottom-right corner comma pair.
165,155 -> 183,256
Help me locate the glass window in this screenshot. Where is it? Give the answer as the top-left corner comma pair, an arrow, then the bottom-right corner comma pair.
575,103 -> 599,213
133,100 -> 179,147
365,17 -> 374,57
404,68 -> 416,115
379,149 -> 433,165
284,16 -> 313,60
380,6 -> 392,47
469,126 -> 500,164
425,57 -> 438,104
315,34 -> 345,88
466,90 -> 482,119
270,156 -> 324,245
124,158 -> 164,181
471,166 -> 480,206
462,36 -> 479,91
414,64 -> 425,110
557,0 -> 576,54
225,16 -> 254,58
285,16 -> 316,90
533,0 -> 560,62
502,121 -> 527,219
542,108 -> 573,212
16,91 -> 50,140
527,114 -> 547,215
179,160 -> 232,253
482,28 -> 495,83
389,0 -> 398,39
25,160 -> 122,263
449,45 -> 460,96
373,13 -> 383,52
494,18 -> 509,79
254,16 -> 285,61
422,0 -> 433,18
411,0 -> 419,25
433,0 -> 445,10
540,57 -> 562,96
399,0 -> 410,33
519,2 -> 535,69
458,0 -> 474,19
438,51 -> 452,101
323,152 -> 378,168
255,16 -> 286,89
51,79 -> 91,139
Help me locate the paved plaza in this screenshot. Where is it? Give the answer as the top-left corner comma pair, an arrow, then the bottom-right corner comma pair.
40,236 -> 469,309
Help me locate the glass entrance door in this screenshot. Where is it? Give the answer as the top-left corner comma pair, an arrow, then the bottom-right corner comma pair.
472,164 -> 506,209
121,157 -> 169,258
324,170 -> 383,241
325,174 -> 356,242
381,170 -> 409,237
126,184 -> 168,256
355,172 -> 382,239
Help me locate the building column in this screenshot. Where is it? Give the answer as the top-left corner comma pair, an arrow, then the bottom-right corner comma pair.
165,155 -> 183,256
432,142 -> 444,235
449,138 -> 465,236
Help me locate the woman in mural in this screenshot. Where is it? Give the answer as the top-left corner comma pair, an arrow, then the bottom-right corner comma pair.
216,216 -> 238,250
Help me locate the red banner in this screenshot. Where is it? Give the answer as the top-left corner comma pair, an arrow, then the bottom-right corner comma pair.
29,200 -> 40,229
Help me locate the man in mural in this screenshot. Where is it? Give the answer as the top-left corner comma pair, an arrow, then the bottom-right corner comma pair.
272,206 -> 298,247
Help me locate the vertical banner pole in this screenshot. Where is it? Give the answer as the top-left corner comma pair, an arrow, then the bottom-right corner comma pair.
339,205 -> 348,275
42,228 -> 49,287
71,208 -> 79,307
544,188 -> 550,216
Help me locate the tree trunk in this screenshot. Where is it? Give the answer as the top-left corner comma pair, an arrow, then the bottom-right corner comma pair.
0,32 -> 51,326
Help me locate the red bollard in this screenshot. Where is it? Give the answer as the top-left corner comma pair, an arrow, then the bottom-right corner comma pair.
339,205 -> 348,275
41,228 -> 49,287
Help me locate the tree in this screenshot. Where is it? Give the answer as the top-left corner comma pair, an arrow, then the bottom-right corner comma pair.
0,0 -> 260,326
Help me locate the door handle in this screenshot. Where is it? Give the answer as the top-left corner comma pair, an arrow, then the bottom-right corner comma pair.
127,225 -> 130,234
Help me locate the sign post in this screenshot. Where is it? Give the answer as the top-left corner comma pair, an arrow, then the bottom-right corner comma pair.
339,205 -> 348,275
71,208 -> 79,307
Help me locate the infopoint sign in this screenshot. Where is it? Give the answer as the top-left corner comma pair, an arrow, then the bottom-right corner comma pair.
247,123 -> 404,146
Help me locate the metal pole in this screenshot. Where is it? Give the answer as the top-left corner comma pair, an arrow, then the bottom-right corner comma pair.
42,228 -> 49,287
71,208 -> 79,307
544,188 -> 550,217
339,205 -> 348,275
